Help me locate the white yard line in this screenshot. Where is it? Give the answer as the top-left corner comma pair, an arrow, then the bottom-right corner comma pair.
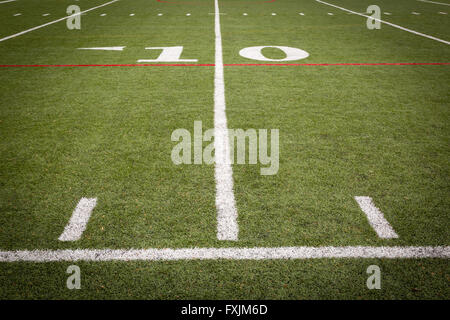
0,0 -> 17,4
0,0 -> 120,43
58,198 -> 97,241
315,0 -> 450,45
418,0 -> 450,6
0,246 -> 448,262
214,0 -> 238,241
355,197 -> 399,239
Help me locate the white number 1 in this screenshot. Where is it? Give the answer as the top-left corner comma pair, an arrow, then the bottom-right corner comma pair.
137,46 -> 198,63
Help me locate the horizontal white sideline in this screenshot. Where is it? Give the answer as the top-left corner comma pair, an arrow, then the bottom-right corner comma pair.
0,247 -> 449,262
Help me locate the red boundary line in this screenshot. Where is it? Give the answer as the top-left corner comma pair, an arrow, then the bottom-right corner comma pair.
226,62 -> 450,66
0,64 -> 215,67
0,63 -> 449,68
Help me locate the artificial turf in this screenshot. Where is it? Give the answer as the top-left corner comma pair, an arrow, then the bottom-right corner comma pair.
0,0 -> 448,299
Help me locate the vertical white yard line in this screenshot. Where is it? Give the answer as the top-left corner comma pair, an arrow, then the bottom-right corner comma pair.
0,0 -> 17,4
315,0 -> 450,45
355,196 -> 399,239
214,0 -> 238,241
58,198 -> 97,241
0,0 -> 120,43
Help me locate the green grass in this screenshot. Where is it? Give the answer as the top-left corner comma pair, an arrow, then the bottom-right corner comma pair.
0,259 -> 448,299
0,0 -> 449,299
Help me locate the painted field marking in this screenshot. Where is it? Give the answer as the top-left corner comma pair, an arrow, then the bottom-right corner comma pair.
439,11 -> 448,14
100,13 -> 107,16
13,13 -> 21,16
240,46 -> 309,61
158,13 -> 163,16
299,13 -> 304,15
58,198 -> 97,242
0,0 -> 16,3
0,0 -> 120,43
223,62 -> 450,66
138,46 -> 198,63
316,0 -> 450,45
130,13 -> 135,16
355,197 -> 398,239
0,64 -> 215,67
412,12 -> 421,15
418,0 -> 450,6
327,12 -> 334,15
243,13 -> 248,16
271,13 -> 277,15
186,13 -> 191,16
43,13 -> 50,17
1,246 -> 449,262
384,12 -> 392,15
78,47 -> 125,51
214,0 -> 238,241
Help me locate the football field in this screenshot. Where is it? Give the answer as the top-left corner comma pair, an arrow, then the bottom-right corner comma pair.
0,0 -> 449,299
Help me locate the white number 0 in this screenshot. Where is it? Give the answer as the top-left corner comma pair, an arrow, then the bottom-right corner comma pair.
239,46 -> 309,62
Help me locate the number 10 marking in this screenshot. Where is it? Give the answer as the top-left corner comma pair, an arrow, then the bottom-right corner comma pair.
136,45 -> 309,63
